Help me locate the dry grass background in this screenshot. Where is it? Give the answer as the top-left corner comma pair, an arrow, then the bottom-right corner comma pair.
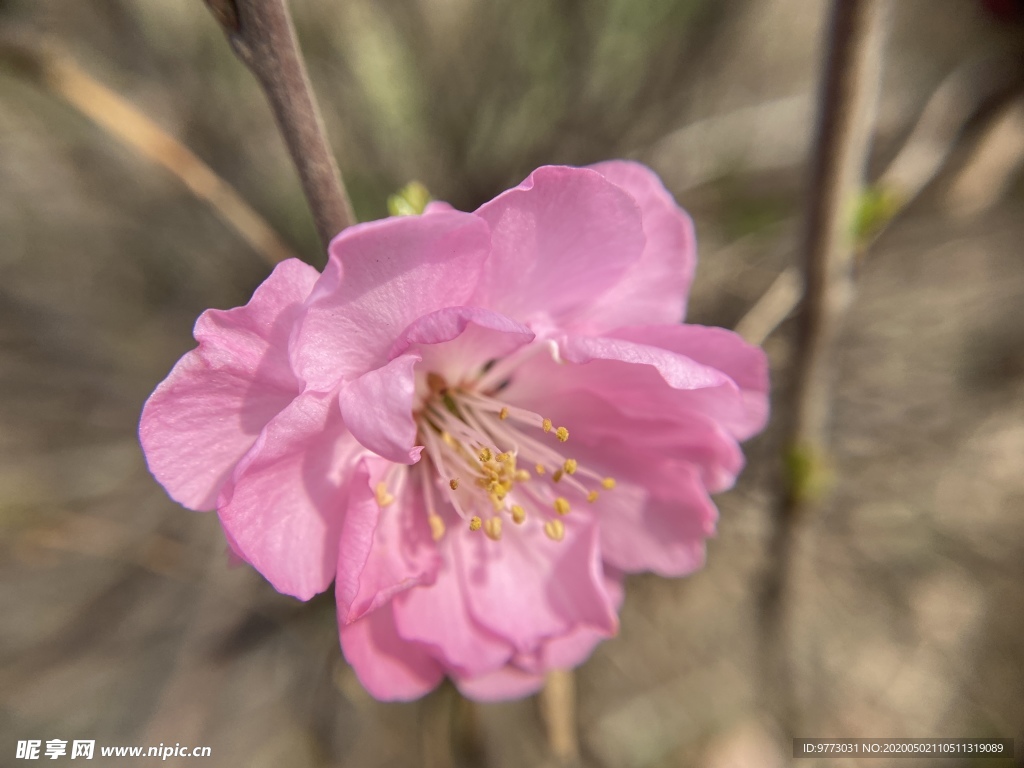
1,0 -> 1023,766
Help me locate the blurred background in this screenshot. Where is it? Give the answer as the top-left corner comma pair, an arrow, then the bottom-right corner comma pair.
1,0 -> 1023,766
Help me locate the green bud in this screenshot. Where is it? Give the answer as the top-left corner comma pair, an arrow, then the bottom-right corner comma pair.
851,184 -> 904,248
387,181 -> 432,217
784,441 -> 833,506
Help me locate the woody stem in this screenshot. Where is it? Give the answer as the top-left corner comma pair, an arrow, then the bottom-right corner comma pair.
203,0 -> 355,249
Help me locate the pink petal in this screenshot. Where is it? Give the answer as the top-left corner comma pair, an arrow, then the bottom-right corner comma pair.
456,516 -> 618,653
389,306 -> 535,384
527,387 -> 745,494
610,324 -> 770,439
521,571 -> 625,672
453,666 -> 545,702
291,212 -> 490,389
340,606 -> 444,701
392,538 -> 514,677
471,166 -> 645,328
336,461 -> 442,624
576,160 -> 696,330
423,201 -> 456,214
339,354 -> 423,464
340,312 -> 534,464
393,308 -> 536,398
596,469 -> 712,576
139,258 -> 317,510
507,334 -> 754,442
216,390 -> 361,600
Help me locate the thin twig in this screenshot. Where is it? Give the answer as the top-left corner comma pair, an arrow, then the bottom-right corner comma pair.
944,93 -> 1024,218
734,267 -> 803,347
733,50 -> 1024,345
0,34 -> 296,267
204,0 -> 355,249
540,669 -> 580,766
759,0 -> 888,732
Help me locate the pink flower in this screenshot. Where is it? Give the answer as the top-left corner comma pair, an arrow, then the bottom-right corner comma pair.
140,162 -> 769,700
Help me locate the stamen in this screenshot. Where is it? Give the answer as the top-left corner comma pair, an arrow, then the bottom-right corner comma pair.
427,372 -> 448,393
459,390 -> 551,431
473,339 -> 556,392
375,482 -> 395,508
511,504 -> 526,524
544,519 -> 565,541
417,366 -> 611,548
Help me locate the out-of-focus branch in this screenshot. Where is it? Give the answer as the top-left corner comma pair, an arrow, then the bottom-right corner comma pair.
734,50 -> 1024,346
879,52 -> 1024,205
788,0 -> 886,499
204,0 -> 355,249
0,33 -> 296,267
760,0 -> 888,731
540,669 -> 580,766
944,93 -> 1024,218
735,267 -> 803,347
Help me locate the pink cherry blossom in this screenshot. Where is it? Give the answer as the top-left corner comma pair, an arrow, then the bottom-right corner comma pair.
140,162 -> 769,701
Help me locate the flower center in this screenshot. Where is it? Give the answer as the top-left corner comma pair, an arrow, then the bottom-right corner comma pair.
397,364 -> 614,544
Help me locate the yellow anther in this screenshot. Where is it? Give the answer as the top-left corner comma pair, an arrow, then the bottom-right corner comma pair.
542,418 -> 553,433
499,407 -> 510,420
555,426 -> 569,442
552,468 -> 564,483
554,497 -> 571,516
587,490 -> 599,503
544,519 -> 565,541
515,469 -> 531,482
375,482 -> 395,508
428,515 -> 446,541
601,477 -> 617,490
449,478 -> 460,491
479,447 -> 493,463
441,431 -> 455,447
496,452 -> 511,463
469,516 -> 482,532
535,463 -> 546,475
511,505 -> 526,524
484,517 -> 503,541
563,458 -> 578,475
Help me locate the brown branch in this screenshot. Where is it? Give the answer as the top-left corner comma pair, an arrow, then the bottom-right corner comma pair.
0,34 -> 296,267
540,669 -> 580,766
733,51 -> 1024,346
789,0 -> 886,457
204,0 -> 355,249
759,0 -> 888,733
